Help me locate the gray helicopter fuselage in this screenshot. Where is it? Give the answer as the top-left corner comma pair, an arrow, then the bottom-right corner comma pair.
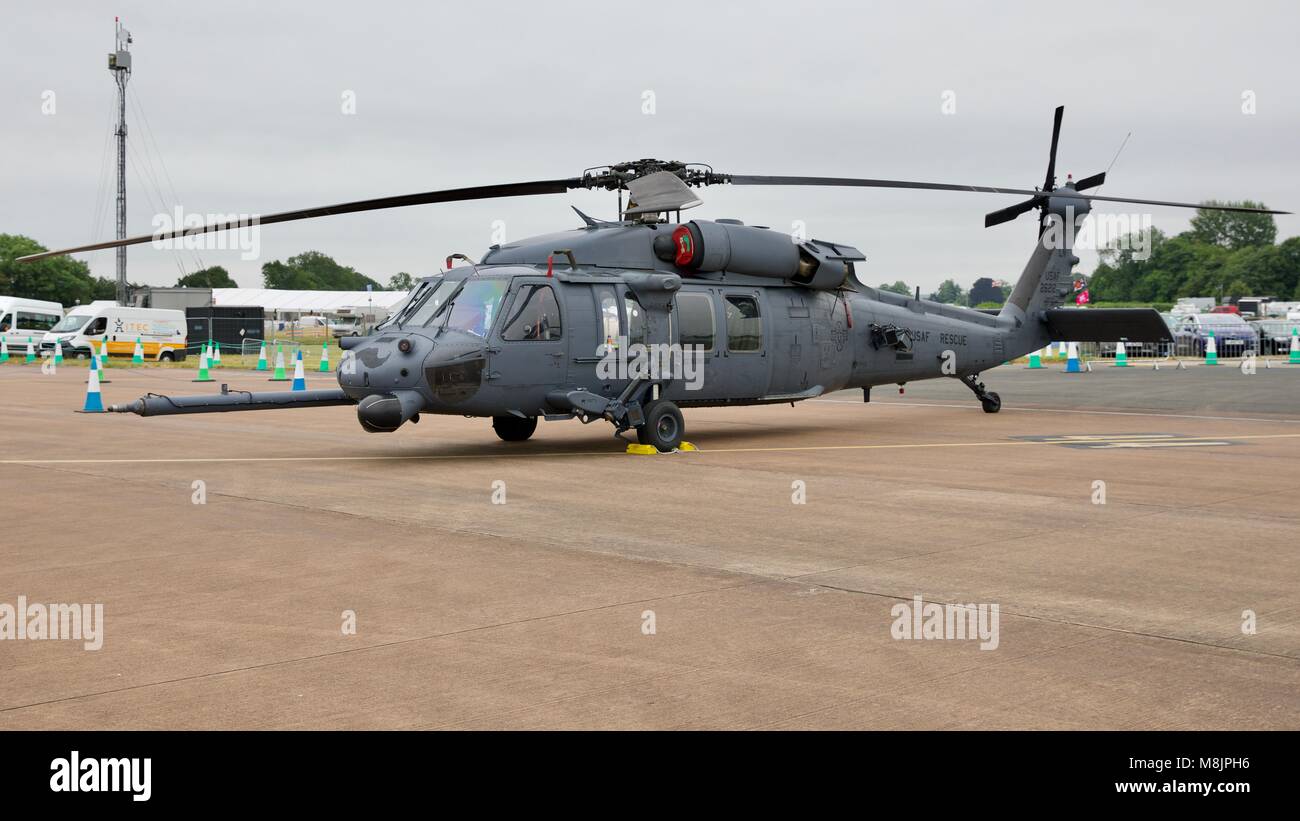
336,218 -> 1042,425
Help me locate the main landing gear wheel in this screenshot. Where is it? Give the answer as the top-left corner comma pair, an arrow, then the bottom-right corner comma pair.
637,399 -> 684,452
960,373 -> 1001,414
492,415 -> 537,442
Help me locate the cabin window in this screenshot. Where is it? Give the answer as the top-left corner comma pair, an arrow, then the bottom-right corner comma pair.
624,295 -> 646,346
17,311 -> 60,332
596,289 -> 620,349
84,317 -> 108,336
676,292 -> 715,352
501,284 -> 562,341
725,295 -> 762,352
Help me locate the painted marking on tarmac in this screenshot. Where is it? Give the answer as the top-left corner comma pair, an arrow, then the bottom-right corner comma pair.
1011,433 -> 1240,449
815,398 -> 1300,425
5,432 -> 1300,465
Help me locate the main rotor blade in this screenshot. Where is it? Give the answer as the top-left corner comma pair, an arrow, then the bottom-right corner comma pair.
17,178 -> 581,263
728,175 -> 1288,215
727,175 -> 1044,197
1044,105 -> 1064,191
1060,193 -> 1288,214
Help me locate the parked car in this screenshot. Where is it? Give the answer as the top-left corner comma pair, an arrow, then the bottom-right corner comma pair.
1096,339 -> 1164,357
1250,319 -> 1298,355
0,296 -> 64,351
330,318 -> 363,338
1171,313 -> 1257,357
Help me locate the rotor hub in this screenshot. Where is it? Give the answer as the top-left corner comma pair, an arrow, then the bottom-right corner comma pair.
579,159 -> 727,191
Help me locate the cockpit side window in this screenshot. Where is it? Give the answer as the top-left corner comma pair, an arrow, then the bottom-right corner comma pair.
443,279 -> 509,337
501,284 -> 562,341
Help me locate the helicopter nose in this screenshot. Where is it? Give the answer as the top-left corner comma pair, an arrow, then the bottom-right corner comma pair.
337,332 -> 427,395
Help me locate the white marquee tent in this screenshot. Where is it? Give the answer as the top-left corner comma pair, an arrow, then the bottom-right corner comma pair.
211,288 -> 410,316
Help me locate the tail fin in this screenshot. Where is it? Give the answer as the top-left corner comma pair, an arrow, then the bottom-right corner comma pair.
999,241 -> 1077,327
997,233 -> 1170,348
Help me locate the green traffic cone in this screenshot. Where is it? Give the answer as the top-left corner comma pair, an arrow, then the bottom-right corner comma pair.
1205,329 -> 1218,365
1027,348 -> 1042,369
1289,327 -> 1299,365
95,339 -> 112,382
53,341 -> 63,365
132,336 -> 144,364
256,341 -> 268,371
25,336 -> 36,364
0,337 -> 9,363
1114,341 -> 1128,367
319,338 -> 331,372
193,344 -> 214,382
269,343 -> 289,381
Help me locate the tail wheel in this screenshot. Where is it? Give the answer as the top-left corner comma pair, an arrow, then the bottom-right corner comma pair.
492,415 -> 537,442
637,400 -> 684,452
981,392 -> 1001,414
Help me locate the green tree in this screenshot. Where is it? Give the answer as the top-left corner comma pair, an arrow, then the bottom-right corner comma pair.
261,251 -> 381,291
877,280 -> 910,295
928,279 -> 964,304
1188,201 -> 1277,250
1175,242 -> 1232,300
1218,244 -> 1287,297
176,265 -> 237,288
388,271 -> 415,291
0,234 -> 115,306
1276,237 -> 1300,299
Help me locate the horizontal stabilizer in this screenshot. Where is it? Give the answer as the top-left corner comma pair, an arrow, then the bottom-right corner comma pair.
1044,308 -> 1173,342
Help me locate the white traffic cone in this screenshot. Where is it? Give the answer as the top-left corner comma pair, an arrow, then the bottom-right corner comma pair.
1065,341 -> 1081,373
291,349 -> 306,391
80,356 -> 104,412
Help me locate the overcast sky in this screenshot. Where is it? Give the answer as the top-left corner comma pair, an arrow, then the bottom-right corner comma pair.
3,0 -> 1297,293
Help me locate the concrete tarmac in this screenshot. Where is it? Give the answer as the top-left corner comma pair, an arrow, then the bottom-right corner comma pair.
1,361 -> 1297,729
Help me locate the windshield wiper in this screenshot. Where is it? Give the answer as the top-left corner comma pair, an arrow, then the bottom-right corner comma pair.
393,284 -> 433,328
432,280 -> 470,337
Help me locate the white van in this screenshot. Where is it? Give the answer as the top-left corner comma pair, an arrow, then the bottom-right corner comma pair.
0,297 -> 64,353
42,304 -> 187,361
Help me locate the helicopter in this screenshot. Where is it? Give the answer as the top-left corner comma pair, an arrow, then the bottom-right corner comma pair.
20,106 -> 1287,451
